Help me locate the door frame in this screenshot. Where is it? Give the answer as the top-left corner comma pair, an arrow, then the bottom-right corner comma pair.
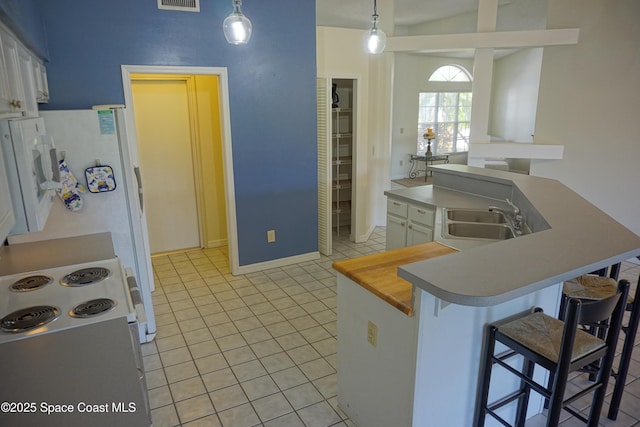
121,65 -> 240,275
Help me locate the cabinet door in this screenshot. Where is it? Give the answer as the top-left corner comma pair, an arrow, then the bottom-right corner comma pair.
32,60 -> 49,103
17,47 -> 38,117
0,31 -> 23,117
0,32 -> 12,115
407,222 -> 433,246
386,214 -> 407,250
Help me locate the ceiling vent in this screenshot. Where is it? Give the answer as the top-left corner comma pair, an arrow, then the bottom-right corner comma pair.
157,0 -> 200,12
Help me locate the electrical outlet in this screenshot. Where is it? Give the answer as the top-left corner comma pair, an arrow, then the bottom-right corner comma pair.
400,160 -> 404,166
267,230 -> 276,243
367,321 -> 378,347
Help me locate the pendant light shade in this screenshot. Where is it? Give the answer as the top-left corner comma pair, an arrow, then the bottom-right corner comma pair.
223,0 -> 252,45
365,0 -> 386,54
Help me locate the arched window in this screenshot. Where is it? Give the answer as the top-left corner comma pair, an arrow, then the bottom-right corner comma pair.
428,65 -> 472,82
417,65 -> 472,155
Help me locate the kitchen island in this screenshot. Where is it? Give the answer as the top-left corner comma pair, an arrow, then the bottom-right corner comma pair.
334,165 -> 640,427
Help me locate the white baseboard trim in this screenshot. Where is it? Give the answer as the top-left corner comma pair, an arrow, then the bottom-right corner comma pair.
236,251 -> 321,275
207,239 -> 228,248
356,224 -> 376,243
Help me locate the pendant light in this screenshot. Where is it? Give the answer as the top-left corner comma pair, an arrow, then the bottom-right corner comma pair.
365,0 -> 387,54
223,0 -> 252,45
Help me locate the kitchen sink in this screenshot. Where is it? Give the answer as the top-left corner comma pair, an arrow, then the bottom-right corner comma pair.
443,208 -> 507,224
444,222 -> 515,240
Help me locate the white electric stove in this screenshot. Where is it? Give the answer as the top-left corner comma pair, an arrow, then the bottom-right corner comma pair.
0,257 -> 136,344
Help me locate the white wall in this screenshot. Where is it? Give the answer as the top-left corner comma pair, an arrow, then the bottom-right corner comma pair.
390,54 -> 473,179
488,48 -> 543,174
490,48 -> 542,143
530,0 -> 640,236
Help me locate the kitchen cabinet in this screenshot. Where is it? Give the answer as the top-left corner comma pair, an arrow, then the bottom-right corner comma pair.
0,28 -> 25,118
0,23 -> 48,118
16,46 -> 39,117
32,60 -> 49,103
385,198 -> 435,250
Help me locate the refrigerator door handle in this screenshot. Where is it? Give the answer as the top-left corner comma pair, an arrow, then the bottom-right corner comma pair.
133,165 -> 144,213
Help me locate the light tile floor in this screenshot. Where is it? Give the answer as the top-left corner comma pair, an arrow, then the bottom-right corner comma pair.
141,226 -> 640,427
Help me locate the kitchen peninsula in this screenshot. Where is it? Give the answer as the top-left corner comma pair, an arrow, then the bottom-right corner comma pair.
334,165 -> 640,427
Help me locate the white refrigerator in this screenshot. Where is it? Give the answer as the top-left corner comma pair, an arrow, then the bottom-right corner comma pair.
9,108 -> 156,343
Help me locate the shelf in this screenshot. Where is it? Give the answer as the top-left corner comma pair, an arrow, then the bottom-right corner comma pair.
332,157 -> 352,165
332,215 -> 351,227
333,182 -> 352,190
332,133 -> 353,139
332,108 -> 352,113
332,201 -> 352,214
333,172 -> 350,181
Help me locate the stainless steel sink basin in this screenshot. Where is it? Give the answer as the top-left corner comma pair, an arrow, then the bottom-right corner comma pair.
444,208 -> 507,224
444,222 -> 515,240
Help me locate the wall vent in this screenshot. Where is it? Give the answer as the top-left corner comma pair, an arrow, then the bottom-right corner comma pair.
158,0 -> 200,12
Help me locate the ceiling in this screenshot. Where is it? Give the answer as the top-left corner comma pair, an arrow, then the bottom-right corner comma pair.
316,0 -> 541,58
316,0 -> 484,29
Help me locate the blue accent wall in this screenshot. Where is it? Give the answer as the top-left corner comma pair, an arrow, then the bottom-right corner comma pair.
0,0 -> 47,58
20,0 -> 318,266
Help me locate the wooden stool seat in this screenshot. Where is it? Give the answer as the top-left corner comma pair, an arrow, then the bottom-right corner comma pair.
499,312 -> 606,364
563,275 -> 635,303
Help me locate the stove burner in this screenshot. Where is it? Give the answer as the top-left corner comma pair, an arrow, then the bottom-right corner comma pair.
10,275 -> 54,292
60,267 -> 111,287
70,298 -> 117,318
0,306 -> 60,333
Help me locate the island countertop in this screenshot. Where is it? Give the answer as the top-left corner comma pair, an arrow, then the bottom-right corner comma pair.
332,242 -> 458,315
387,164 -> 640,307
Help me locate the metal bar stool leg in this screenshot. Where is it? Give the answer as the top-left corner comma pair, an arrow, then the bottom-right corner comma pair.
608,276 -> 640,420
514,358 -> 535,426
546,304 -> 580,427
474,325 -> 498,427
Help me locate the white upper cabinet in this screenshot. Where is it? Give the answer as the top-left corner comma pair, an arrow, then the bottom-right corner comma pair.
32,60 -> 49,103
0,28 -> 25,117
0,33 -> 12,115
0,24 -> 49,119
17,46 -> 39,117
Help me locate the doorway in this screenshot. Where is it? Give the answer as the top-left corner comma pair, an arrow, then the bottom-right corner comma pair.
131,76 -> 201,253
317,76 -> 358,256
121,65 -> 241,274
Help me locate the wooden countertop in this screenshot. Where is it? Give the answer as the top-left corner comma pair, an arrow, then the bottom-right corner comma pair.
332,242 -> 458,315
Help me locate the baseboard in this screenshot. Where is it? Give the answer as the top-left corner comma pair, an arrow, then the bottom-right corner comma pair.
391,173 -> 408,180
207,238 -> 228,248
356,224 -> 376,243
236,251 -> 321,275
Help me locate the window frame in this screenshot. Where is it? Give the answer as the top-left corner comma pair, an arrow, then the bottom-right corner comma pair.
417,65 -> 472,155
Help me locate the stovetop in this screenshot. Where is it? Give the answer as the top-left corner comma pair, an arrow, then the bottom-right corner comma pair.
0,257 -> 136,343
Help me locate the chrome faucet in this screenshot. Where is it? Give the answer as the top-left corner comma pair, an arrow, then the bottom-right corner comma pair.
505,198 -> 520,216
489,198 -> 523,233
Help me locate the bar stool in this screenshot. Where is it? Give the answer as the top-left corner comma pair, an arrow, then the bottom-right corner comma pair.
561,269 -> 640,420
474,280 -> 629,427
